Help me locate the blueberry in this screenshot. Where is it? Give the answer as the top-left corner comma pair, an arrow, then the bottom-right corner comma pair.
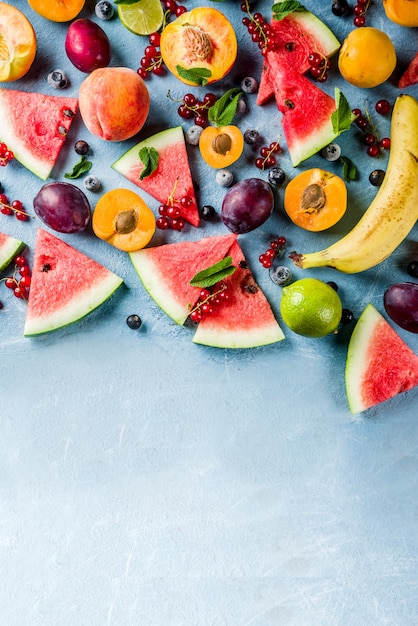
332,0 -> 349,16
321,142 -> 341,161
47,69 -> 68,89
241,76 -> 258,94
95,0 -> 114,19
84,175 -> 101,192
215,169 -> 234,187
327,281 -> 339,292
407,261 -> 418,278
126,314 -> 142,330
243,129 -> 260,146
340,308 -> 354,324
74,140 -> 90,155
369,169 -> 385,186
236,98 -> 247,115
185,125 -> 203,146
269,265 -> 292,286
268,167 -> 286,186
200,205 -> 216,220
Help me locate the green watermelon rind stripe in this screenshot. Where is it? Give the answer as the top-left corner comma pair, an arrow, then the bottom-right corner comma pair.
0,235 -> 26,272
23,273 -> 123,336
192,322 -> 285,349
288,117 -> 338,167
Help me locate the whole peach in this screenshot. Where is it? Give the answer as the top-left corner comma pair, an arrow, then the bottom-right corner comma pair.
79,67 -> 150,141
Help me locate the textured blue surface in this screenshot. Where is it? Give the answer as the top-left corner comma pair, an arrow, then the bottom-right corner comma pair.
1,1 -> 418,624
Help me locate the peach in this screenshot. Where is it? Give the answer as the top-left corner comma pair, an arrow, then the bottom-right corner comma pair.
0,3 -> 37,82
79,67 -> 150,142
27,0 -> 85,22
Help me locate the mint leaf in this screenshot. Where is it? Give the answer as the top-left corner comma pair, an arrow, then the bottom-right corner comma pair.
208,88 -> 242,127
340,156 -> 358,182
176,65 -> 212,86
139,146 -> 159,180
190,256 -> 236,288
272,0 -> 307,20
64,156 -> 92,179
331,88 -> 357,135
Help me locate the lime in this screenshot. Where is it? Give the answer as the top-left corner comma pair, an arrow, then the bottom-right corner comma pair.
280,278 -> 342,338
118,0 -> 164,36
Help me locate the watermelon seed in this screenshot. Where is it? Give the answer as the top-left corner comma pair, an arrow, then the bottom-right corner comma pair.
42,264 -> 51,272
58,125 -> 68,136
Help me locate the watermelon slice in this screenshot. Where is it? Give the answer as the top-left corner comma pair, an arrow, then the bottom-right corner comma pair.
0,231 -> 26,272
192,240 -> 284,349
398,52 -> 418,89
24,229 -> 123,336
130,234 -> 237,325
266,52 -> 339,166
112,126 -> 200,228
345,304 -> 418,414
0,88 -> 78,180
257,9 -> 340,106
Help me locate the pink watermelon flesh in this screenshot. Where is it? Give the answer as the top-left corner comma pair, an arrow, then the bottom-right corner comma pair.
266,52 -> 338,166
24,229 -> 123,336
193,240 -> 284,349
398,52 -> 418,88
345,304 -> 418,414
257,11 -> 340,106
0,88 -> 78,180
130,234 -> 237,325
112,126 -> 200,227
0,231 -> 26,272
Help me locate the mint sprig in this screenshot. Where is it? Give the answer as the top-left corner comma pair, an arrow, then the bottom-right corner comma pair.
208,88 -> 242,127
190,256 -> 236,288
331,88 -> 357,135
272,0 -> 307,20
176,65 -> 212,87
64,155 -> 92,179
340,156 -> 358,182
139,146 -> 159,180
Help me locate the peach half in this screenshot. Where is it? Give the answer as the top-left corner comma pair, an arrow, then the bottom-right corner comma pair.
160,7 -> 237,85
79,67 -> 150,142
27,0 -> 85,22
0,3 -> 37,82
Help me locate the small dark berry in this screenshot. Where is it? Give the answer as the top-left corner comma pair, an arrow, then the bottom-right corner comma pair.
407,261 -> 418,278
340,308 -> 354,324
75,140 -> 90,155
332,0 -> 349,16
200,205 -> 216,220
327,281 -> 339,292
268,167 -> 286,186
126,314 -> 142,330
244,129 -> 260,146
369,169 -> 385,187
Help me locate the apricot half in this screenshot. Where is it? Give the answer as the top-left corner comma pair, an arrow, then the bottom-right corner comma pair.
27,0 -> 85,22
383,0 -> 418,27
92,188 -> 156,252
160,7 -> 237,85
0,3 -> 37,82
284,168 -> 347,232
199,125 -> 244,169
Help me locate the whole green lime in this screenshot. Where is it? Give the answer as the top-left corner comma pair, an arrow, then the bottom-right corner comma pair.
280,278 -> 343,338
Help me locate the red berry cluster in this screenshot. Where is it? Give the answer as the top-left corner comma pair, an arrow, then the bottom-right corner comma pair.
0,142 -> 14,167
189,283 -> 230,323
255,141 -> 281,170
353,0 -> 371,27
173,91 -> 217,128
0,193 -> 30,221
308,52 -> 331,83
259,236 -> 287,268
241,3 -> 274,55
137,32 -> 165,79
2,255 -> 31,300
162,0 -> 187,17
156,194 -> 195,231
352,106 -> 390,157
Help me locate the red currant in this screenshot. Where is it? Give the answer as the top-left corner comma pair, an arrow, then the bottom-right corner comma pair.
380,137 -> 390,150
367,144 -> 380,157
375,99 -> 391,115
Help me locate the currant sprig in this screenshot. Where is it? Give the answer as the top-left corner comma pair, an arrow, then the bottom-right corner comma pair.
155,177 -> 193,232
0,193 -> 32,221
1,254 -> 31,301
255,141 -> 281,170
353,0 -> 372,27
259,236 -> 287,269
0,142 -> 14,167
189,282 -> 230,323
352,104 -> 391,157
241,1 -> 273,55
167,89 -> 217,127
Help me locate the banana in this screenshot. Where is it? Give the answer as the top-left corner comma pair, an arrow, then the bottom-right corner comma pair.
290,94 -> 418,274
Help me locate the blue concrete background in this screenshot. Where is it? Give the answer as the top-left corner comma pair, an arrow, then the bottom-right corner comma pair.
1,1 -> 417,624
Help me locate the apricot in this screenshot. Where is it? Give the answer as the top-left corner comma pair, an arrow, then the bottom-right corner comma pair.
284,168 -> 347,232
338,27 -> 396,88
92,188 -> 156,252
27,0 -> 85,22
160,7 -> 237,85
79,67 -> 150,142
383,0 -> 418,27
199,125 -> 244,169
0,3 -> 37,82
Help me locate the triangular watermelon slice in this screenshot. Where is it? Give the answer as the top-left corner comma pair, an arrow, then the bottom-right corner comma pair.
266,52 -> 339,166
0,88 -> 78,180
112,126 -> 200,228
257,9 -> 340,106
24,229 -> 123,336
0,231 -> 26,272
192,240 -> 285,349
345,304 -> 418,414
398,52 -> 418,89
130,234 -> 237,325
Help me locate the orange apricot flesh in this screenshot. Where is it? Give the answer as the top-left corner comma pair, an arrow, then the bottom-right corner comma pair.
0,3 -> 37,82
27,0 -> 85,22
92,188 -> 156,252
284,168 -> 347,232
199,125 -> 244,169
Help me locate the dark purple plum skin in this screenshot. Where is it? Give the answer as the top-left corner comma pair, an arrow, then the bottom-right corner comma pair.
65,19 -> 111,73
383,282 -> 418,333
33,182 -> 91,233
221,178 -> 274,234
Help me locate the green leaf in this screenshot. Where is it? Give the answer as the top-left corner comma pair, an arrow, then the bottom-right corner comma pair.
176,65 -> 212,87
190,256 -> 236,288
64,156 -> 92,179
272,0 -> 307,20
139,146 -> 159,180
340,156 -> 358,182
331,88 -> 357,135
114,0 -> 139,5
208,88 -> 242,127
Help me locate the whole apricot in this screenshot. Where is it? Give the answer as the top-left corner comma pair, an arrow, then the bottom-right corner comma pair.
338,27 -> 396,88
0,3 -> 37,82
383,0 -> 418,27
79,67 -> 150,142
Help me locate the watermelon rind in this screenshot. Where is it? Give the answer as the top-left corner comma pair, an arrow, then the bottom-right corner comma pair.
24,229 -> 123,336
345,304 -> 418,414
0,232 -> 26,272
